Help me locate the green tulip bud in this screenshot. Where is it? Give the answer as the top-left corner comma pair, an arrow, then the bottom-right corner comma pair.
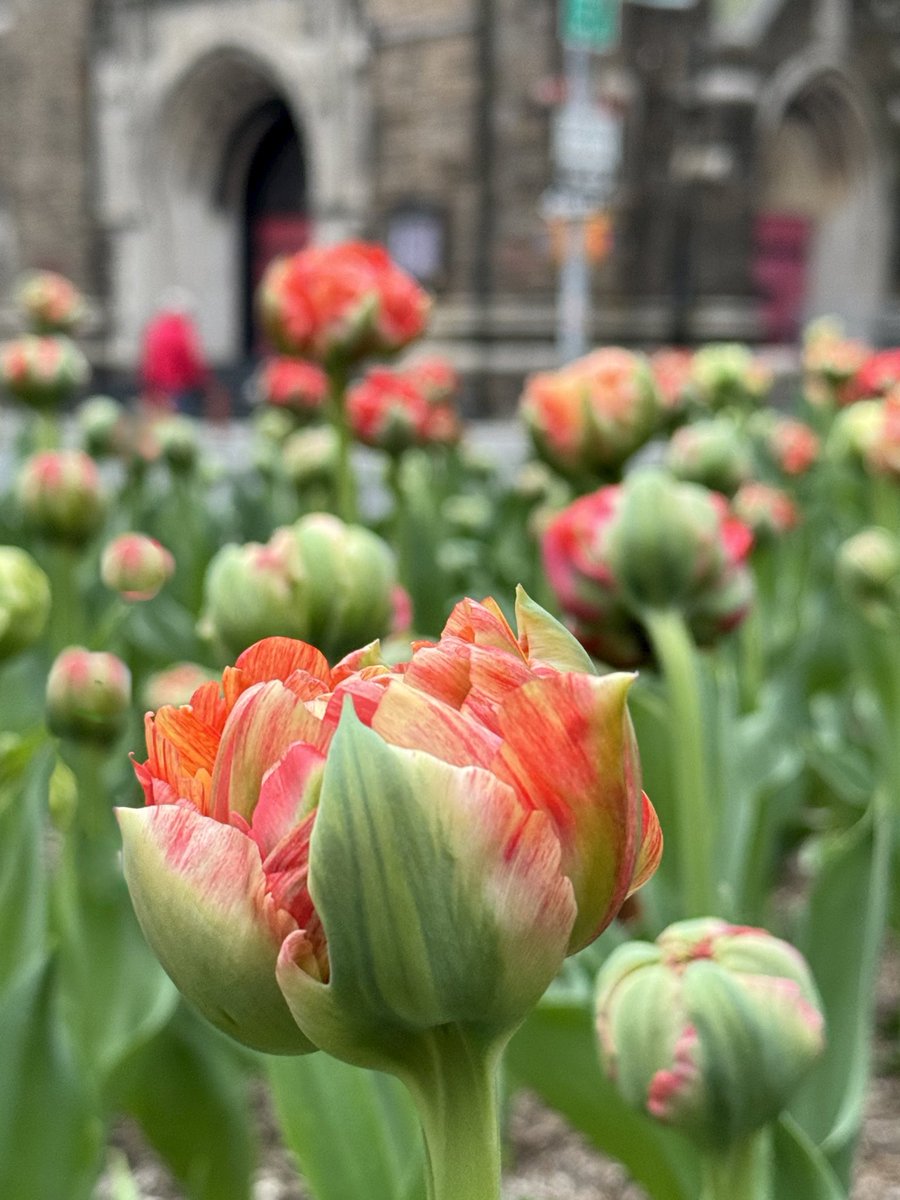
0,546 -> 51,661
827,400 -> 882,469
77,395 -> 128,459
665,418 -> 752,496
155,415 -> 199,472
46,647 -> 132,744
596,918 -> 825,1151
281,426 -> 338,490
837,527 -> 900,629
101,532 -> 175,601
16,450 -> 106,545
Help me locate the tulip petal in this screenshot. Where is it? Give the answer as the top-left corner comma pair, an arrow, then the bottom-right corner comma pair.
492,671 -> 643,951
628,792 -> 664,896
251,741 -> 325,856
117,804 -> 314,1055
276,707 -> 575,1063
513,586 -> 597,674
441,597 -> 523,655
371,681 -> 500,768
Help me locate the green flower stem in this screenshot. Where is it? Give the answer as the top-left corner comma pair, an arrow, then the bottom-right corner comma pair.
327,363 -> 358,524
700,1132 -> 770,1200
402,1026 -> 503,1200
386,455 -> 411,590
45,543 -> 82,654
643,607 -> 716,917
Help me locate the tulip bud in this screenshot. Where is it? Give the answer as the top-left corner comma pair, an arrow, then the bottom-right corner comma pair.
77,395 -> 128,459
201,513 -> 397,660
0,546 -> 51,661
255,356 -> 327,420
101,533 -> 175,601
0,335 -> 90,410
155,415 -> 199,472
691,344 -> 771,411
15,270 -> 85,334
281,427 -> 338,491
665,418 -> 751,496
837,528 -> 900,629
142,662 -> 219,711
596,918 -> 825,1150
733,482 -> 798,542
16,450 -> 106,545
765,416 -> 820,477
827,400 -> 882,469
46,647 -> 132,743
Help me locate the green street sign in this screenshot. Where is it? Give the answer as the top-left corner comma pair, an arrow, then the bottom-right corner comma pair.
563,0 -> 620,49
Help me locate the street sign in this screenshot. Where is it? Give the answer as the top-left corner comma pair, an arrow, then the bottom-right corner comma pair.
562,0 -> 620,50
552,101 -> 622,201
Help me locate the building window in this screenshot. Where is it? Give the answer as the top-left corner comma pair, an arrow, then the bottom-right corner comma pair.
385,203 -> 448,289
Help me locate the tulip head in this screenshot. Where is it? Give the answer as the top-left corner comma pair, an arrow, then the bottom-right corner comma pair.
46,647 -> 132,744
101,533 -> 175,602
765,416 -> 821,477
255,357 -> 328,420
17,450 -> 106,544
596,919 -> 825,1151
281,426 -> 339,491
665,418 -> 751,496
15,270 -> 85,334
142,662 -> 220,711
201,514 -> 397,661
0,546 -> 51,661
0,335 -> 90,410
837,527 -> 900,629
118,592 -> 661,1066
77,395 -> 129,459
691,344 -> 771,412
733,483 -> 798,543
155,415 -> 199,473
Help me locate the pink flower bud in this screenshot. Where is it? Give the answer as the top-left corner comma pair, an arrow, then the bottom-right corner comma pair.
101,533 -> 175,601
17,450 -> 105,544
46,647 -> 132,743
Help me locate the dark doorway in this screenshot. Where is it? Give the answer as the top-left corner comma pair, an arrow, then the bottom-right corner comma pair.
239,100 -> 309,355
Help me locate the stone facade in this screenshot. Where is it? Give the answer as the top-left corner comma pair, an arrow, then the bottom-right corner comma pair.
0,0 -> 898,406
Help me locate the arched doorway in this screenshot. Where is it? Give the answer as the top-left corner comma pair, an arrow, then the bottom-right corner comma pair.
755,67 -> 888,340
221,97 -> 308,354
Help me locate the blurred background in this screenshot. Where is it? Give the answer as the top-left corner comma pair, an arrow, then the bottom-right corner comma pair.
0,0 -> 895,410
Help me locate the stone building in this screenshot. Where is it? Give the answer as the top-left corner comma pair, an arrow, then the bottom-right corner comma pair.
0,0 -> 898,405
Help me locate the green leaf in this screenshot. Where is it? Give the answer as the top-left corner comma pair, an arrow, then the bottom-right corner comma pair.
0,737 -> 52,986
790,797 -> 892,1178
118,1004 -> 257,1200
0,956 -> 104,1200
771,1115 -> 846,1200
269,1053 -> 424,1200
506,1002 -> 700,1200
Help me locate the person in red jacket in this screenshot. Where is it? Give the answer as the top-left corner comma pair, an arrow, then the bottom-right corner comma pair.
139,290 -> 222,418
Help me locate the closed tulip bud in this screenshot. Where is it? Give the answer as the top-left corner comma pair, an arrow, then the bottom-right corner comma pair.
827,400 -> 882,469
101,533 -> 175,601
0,546 -> 51,661
0,335 -> 90,410
666,418 -> 752,496
142,662 -> 220,711
765,416 -> 820,477
15,270 -> 86,334
255,357 -> 327,420
77,395 -> 129,459
837,528 -> 900,629
733,482 -> 799,542
596,919 -> 825,1151
17,450 -> 106,544
46,647 -> 132,743
281,427 -> 338,490
691,344 -> 771,412
155,415 -> 199,472
202,514 -> 397,661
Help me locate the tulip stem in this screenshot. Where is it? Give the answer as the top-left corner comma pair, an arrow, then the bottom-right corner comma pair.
327,363 -> 358,524
644,607 -> 716,917
402,1026 -> 503,1200
700,1131 -> 771,1200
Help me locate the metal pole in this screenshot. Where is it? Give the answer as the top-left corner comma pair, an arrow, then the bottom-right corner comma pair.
556,43 -> 592,364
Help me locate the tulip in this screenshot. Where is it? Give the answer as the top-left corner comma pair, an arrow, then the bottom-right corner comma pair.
347,366 -> 460,453
733,482 -> 798,542
118,590 -> 661,1200
520,347 -> 660,480
255,356 -> 328,420
827,400 -> 883,470
0,335 -> 90,410
201,513 -> 397,661
77,395 -> 129,459
259,241 -> 430,367
46,647 -> 131,744
0,546 -> 51,661
101,533 -> 175,602
281,426 -> 339,492
665,418 -> 751,496
649,348 -> 696,418
155,415 -> 199,473
764,415 -> 821,477
596,919 -> 824,1196
17,449 -> 106,545
837,528 -> 900,629
142,662 -> 220,711
691,343 -> 771,412
402,356 -> 460,406
15,270 -> 86,334
802,318 -> 868,408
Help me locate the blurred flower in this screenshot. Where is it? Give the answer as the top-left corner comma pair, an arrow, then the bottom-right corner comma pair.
155,415 -> 199,473
520,347 -> 661,479
15,270 -> 86,334
101,533 -> 175,602
733,482 -> 799,542
281,426 -> 339,491
402,356 -> 460,406
76,395 -> 129,460
17,449 -> 106,544
801,318 -> 869,409
865,390 -> 900,480
649,348 -> 695,416
853,348 -> 900,401
255,357 -> 328,420
596,918 -> 824,1150
827,400 -> 883,470
691,343 -> 772,412
142,662 -> 220,711
117,591 -> 661,1059
0,546 -> 51,661
765,416 -> 820,477
46,647 -> 132,744
837,527 -> 900,629
201,513 -> 397,661
665,417 -> 751,496
0,335 -> 90,410
259,241 -> 430,366
543,470 -> 754,666
347,366 -> 460,453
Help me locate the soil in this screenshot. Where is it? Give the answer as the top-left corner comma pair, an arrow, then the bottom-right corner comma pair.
97,940 -> 900,1200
